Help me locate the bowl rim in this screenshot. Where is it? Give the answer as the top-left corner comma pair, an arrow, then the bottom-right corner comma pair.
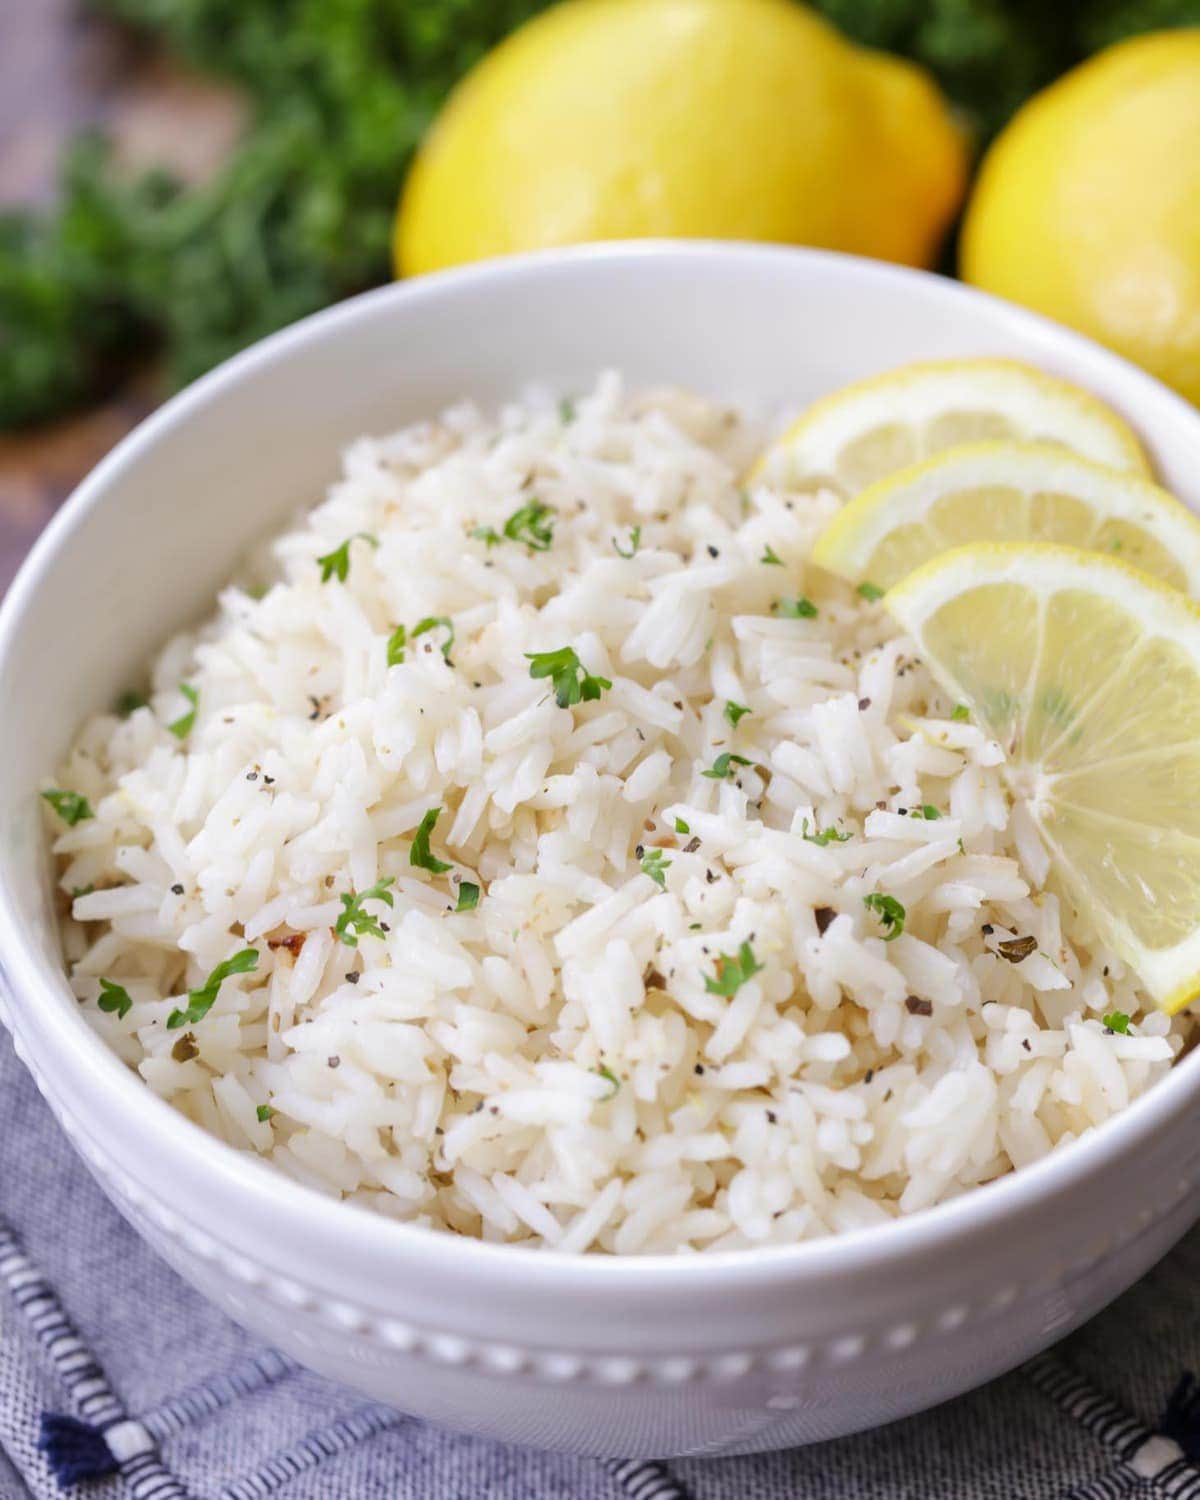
4,237 -> 1200,1292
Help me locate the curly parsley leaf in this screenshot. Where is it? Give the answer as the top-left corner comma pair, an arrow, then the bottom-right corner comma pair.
317,532 -> 378,583
335,877 -> 395,947
168,683 -> 198,740
640,847 -> 672,889
167,947 -> 258,1030
724,701 -> 752,728
503,499 -> 555,551
863,892 -> 905,941
702,751 -> 753,781
525,646 -> 611,708
97,977 -> 132,1018
41,788 -> 93,826
802,817 -> 851,846
410,807 -> 453,875
704,941 -> 764,998
256,1104 -> 275,1122
1103,1010 -> 1133,1035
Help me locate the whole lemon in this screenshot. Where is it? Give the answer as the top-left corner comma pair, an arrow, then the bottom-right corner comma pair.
962,30 -> 1200,405
395,0 -> 966,276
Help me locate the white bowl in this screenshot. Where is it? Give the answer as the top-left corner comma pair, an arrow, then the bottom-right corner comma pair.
4,243 -> 1200,1460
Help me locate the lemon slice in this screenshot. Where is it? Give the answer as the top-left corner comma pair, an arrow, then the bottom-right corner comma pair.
813,440 -> 1200,594
751,359 -> 1150,495
886,542 -> 1200,1012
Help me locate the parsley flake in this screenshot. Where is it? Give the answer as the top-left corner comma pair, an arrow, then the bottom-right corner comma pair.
316,532 -> 378,583
167,948 -> 259,1030
909,805 -> 942,820
702,752 -> 752,781
41,789 -> 93,826
256,1104 -> 275,1122
674,816 -> 690,835
775,596 -> 819,619
761,545 -> 784,566
863,893 -> 905,941
612,525 -> 642,558
1103,1010 -> 1133,1035
168,683 -> 198,740
335,877 -> 395,947
525,646 -> 612,708
471,525 -> 502,548
640,847 -> 672,888
97,977 -> 132,1019
503,499 -> 555,551
951,703 -> 971,722
456,881 -> 480,913
704,941 -> 764,998
559,397 -> 577,424
410,807 -> 453,874
412,615 -> 454,663
724,701 -> 752,728
857,582 -> 885,602
386,624 -> 407,667
116,689 -> 148,717
595,1063 -> 620,1098
802,818 -> 851,846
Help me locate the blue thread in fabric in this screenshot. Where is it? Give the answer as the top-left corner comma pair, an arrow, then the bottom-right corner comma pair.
37,1413 -> 119,1486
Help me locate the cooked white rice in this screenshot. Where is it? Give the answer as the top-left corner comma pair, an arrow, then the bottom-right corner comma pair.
47,373 -> 1189,1254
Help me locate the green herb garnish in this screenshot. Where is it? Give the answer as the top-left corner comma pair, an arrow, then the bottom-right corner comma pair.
410,807 -> 453,874
412,615 -> 454,663
41,789 -> 93,826
863,893 -> 906,941
335,877 -> 395,947
1103,1010 -> 1133,1035
503,499 -> 555,551
775,596 -> 819,619
559,397 -> 576,424
909,805 -> 942,820
640,847 -> 672,888
167,948 -> 258,1030
526,646 -> 611,708
168,683 -> 198,739
471,525 -> 502,548
857,582 -> 885,602
116,689 -> 148,717
386,624 -> 407,667
612,525 -> 642,558
97,977 -> 132,1019
761,545 -> 784,566
316,532 -> 378,583
951,703 -> 971,722
256,1104 -> 275,1122
704,941 -> 764,998
595,1063 -> 620,1098
724,701 -> 752,728
802,818 -> 851,846
456,880 -> 480,913
702,752 -> 753,781
674,816 -> 690,835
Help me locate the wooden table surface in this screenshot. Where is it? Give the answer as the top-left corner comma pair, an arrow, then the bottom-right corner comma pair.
0,1 -> 241,592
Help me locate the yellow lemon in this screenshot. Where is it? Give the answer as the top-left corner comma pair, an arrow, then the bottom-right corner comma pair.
396,0 -> 967,277
962,30 -> 1200,406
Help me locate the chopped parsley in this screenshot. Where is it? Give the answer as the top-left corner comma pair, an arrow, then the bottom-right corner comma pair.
256,1104 -> 275,1122
525,646 -> 612,708
167,948 -> 259,1030
168,683 -> 198,740
316,531 -> 379,583
471,525 -> 502,548
97,977 -> 132,1019
863,892 -> 906,941
115,689 -> 148,717
410,807 -> 453,874
724,700 -> 752,728
612,525 -> 642,558
335,877 -> 395,946
41,789 -> 93,825
503,499 -> 555,551
802,818 -> 851,846
455,880 -> 480,913
674,816 -> 690,835
412,615 -> 454,663
386,624 -> 407,667
640,847 -> 672,888
595,1063 -> 620,1098
761,545 -> 784,566
559,397 -> 577,424
951,703 -> 971,722
1103,1010 -> 1133,1035
702,751 -> 752,781
909,805 -> 942,820
857,582 -> 885,602
704,941 -> 764,998
775,596 -> 819,619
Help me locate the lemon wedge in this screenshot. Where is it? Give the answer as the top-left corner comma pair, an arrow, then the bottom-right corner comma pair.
813,440 -> 1200,594
886,542 -> 1200,1012
751,359 -> 1150,495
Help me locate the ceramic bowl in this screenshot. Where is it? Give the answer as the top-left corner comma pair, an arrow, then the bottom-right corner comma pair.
3,243 -> 1200,1459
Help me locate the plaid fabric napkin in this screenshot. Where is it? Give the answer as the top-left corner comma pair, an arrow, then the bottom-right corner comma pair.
4,1018 -> 1200,1499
